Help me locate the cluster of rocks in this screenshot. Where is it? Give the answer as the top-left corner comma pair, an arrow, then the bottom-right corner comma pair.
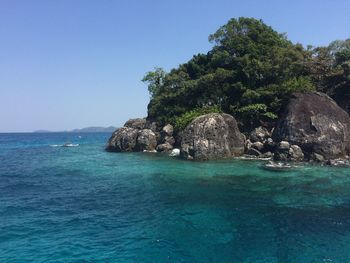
245,126 -> 274,158
244,127 -> 304,161
106,92 -> 350,164
106,118 -> 176,153
273,141 -> 304,162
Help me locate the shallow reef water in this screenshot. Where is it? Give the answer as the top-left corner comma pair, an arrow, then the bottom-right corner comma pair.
1,133 -> 350,262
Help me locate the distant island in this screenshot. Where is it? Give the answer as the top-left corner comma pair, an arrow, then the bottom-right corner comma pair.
34,126 -> 118,133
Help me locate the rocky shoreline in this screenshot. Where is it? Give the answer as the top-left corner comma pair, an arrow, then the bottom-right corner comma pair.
106,92 -> 350,166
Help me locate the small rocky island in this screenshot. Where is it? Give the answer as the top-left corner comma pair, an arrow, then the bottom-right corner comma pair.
106,18 -> 350,165
107,92 -> 350,165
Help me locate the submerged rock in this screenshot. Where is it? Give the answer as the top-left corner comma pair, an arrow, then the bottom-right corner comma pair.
180,113 -> 245,160
273,92 -> 350,160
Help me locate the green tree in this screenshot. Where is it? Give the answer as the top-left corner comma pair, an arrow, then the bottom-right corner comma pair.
142,17 -> 315,129
308,39 -> 350,112
142,67 -> 167,96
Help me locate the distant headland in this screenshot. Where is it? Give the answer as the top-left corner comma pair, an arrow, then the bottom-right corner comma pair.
34,126 -> 118,133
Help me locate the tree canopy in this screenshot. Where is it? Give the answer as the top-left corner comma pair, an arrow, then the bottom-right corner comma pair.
308,39 -> 350,112
142,17 -> 349,131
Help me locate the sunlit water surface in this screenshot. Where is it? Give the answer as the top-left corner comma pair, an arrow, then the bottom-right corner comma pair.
1,133 -> 350,262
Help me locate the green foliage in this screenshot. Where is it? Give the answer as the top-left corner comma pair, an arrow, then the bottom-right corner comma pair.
236,104 -> 277,118
308,38 -> 350,112
234,103 -> 277,130
142,67 -> 166,96
142,17 -> 349,131
173,106 -> 222,131
280,77 -> 315,93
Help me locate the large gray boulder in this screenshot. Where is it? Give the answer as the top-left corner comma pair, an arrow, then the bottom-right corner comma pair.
136,129 -> 157,151
180,113 -> 245,160
106,127 -> 139,152
273,92 -> 350,160
106,127 -> 157,152
106,117 -> 159,152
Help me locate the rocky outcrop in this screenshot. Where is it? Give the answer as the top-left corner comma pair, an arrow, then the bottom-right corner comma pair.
106,127 -> 139,152
244,126 -> 275,159
124,118 -> 147,130
273,92 -> 350,160
162,124 -> 174,137
135,129 -> 157,151
156,124 -> 175,152
156,143 -> 173,152
273,141 -> 304,162
250,126 -> 271,143
106,119 -> 174,153
106,118 -> 155,152
180,113 -> 245,160
106,92 -> 350,163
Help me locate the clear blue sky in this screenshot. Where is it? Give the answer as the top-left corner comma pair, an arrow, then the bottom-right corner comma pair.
1,0 -> 349,132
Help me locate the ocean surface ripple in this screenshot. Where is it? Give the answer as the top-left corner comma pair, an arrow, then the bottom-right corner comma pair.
1,133 -> 350,262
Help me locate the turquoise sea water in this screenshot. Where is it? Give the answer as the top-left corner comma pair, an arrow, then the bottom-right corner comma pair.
1,133 -> 350,262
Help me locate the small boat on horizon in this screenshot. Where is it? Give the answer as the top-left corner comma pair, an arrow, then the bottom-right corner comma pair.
62,143 -> 79,147
50,142 -> 79,147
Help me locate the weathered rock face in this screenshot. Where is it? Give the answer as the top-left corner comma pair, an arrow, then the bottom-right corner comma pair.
106,119 -> 172,153
273,92 -> 350,160
273,141 -> 304,162
124,118 -> 146,130
107,116 -> 153,151
162,124 -> 174,137
244,126 -> 275,158
250,126 -> 271,143
106,127 -> 139,152
289,145 -> 304,161
180,113 -> 245,160
156,143 -> 173,152
136,129 -> 157,151
106,127 -> 157,152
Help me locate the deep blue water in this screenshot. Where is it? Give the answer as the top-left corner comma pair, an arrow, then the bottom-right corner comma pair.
1,133 -> 350,262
